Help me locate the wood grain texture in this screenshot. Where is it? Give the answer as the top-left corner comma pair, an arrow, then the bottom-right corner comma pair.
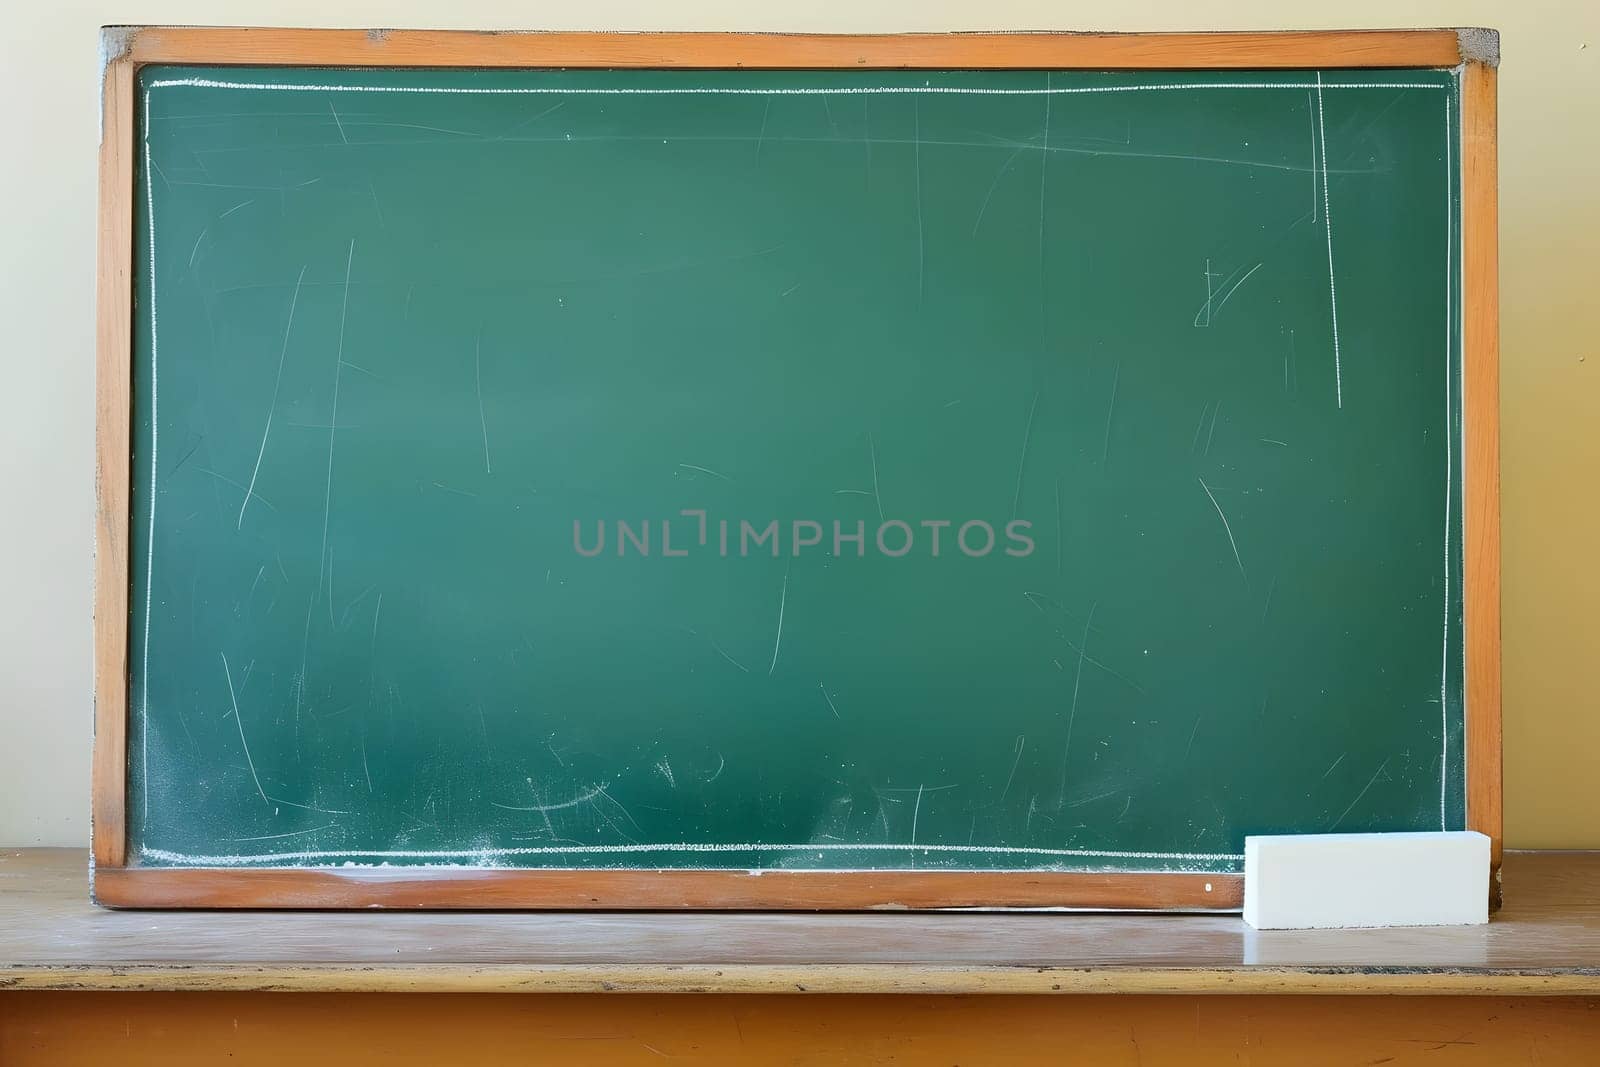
8,850 -> 1599,994
91,867 -> 1239,912
1461,61 -> 1503,892
4,993 -> 1597,1066
92,54 -> 134,870
119,27 -> 1465,70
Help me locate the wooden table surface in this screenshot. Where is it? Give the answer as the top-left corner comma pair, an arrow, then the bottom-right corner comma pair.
3,848 -> 1598,995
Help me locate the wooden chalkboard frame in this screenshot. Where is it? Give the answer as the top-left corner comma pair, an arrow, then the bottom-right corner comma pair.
92,26 -> 1501,910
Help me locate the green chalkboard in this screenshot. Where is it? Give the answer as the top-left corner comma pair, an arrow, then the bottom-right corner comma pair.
129,65 -> 1463,873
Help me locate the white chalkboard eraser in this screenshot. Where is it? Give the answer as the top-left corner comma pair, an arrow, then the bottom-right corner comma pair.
1243,831 -> 1490,929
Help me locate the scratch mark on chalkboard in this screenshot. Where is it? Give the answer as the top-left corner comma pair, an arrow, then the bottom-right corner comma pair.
1101,359 -> 1121,466
1197,476 -> 1247,584
238,265 -> 306,530
476,703 -> 490,754
336,583 -> 377,631
194,468 -> 276,511
1331,757 -> 1390,829
187,228 -> 208,268
678,463 -> 732,482
148,155 -> 172,193
230,824 -> 335,843
868,433 -> 884,523
169,437 -> 201,476
1259,438 -> 1289,447
819,683 -> 842,719
862,98 -> 872,187
656,760 -> 677,788
1307,92 -> 1320,222
495,100 -> 567,140
1067,786 -> 1120,808
403,284 -> 414,320
1058,602 -> 1098,804
1190,402 -> 1211,454
219,199 -> 254,220
910,784 -> 925,845
349,119 -> 480,139
1186,716 -> 1203,761
780,282 -> 801,297
1286,329 -> 1300,395
430,482 -> 477,498
1194,261 -> 1263,327
1037,74 -> 1052,322
339,359 -> 384,382
755,98 -> 771,163
1262,575 -> 1277,621
768,562 -> 790,676
316,240 -> 356,610
547,738 -> 567,768
708,754 -> 725,783
475,326 -> 493,475
220,652 -> 268,804
1054,477 -> 1063,576
366,182 -> 385,228
1011,391 -> 1039,520
248,565 -> 266,598
834,488 -> 872,497
328,100 -> 348,144
1000,735 -> 1026,801
493,783 -> 607,813
360,731 -> 372,793
971,147 -> 1025,236
595,785 -> 643,835
1316,73 -> 1344,409
1197,258 -> 1216,327
707,636 -> 750,674
1204,402 -> 1222,456
913,98 -> 925,304
1322,753 -> 1346,779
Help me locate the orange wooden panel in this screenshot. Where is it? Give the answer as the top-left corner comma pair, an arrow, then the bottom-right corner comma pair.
5,992 -> 1599,1066
118,27 -> 1465,71
1461,61 -> 1503,891
93,865 -> 1240,911
91,52 -> 134,869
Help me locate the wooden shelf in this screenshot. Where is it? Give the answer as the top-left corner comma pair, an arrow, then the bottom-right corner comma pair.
4,849 -> 1597,995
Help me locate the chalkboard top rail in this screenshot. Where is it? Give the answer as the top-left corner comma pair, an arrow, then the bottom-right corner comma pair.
93,28 -> 1501,909
99,26 -> 1496,74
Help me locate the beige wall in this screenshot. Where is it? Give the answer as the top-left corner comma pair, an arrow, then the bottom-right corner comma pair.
1,2 -> 1594,848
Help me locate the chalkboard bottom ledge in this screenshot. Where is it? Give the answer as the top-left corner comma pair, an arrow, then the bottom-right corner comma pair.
91,866 -> 1242,911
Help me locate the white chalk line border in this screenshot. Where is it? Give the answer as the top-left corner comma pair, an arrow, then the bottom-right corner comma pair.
135,71 -> 1453,867
146,77 -> 1449,96
1440,92 -> 1454,829
142,843 -> 1243,867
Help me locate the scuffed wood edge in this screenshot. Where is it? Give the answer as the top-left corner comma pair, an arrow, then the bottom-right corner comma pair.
121,27 -> 1464,69
91,866 -> 1242,911
5,964 -> 1599,996
1456,28 -> 1500,67
1460,61 -> 1502,904
92,50 -> 134,870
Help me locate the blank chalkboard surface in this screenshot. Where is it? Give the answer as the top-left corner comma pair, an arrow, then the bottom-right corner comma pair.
122,59 -> 1468,892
